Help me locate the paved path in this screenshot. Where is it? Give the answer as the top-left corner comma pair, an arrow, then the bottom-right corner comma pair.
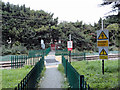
37,51 -> 64,88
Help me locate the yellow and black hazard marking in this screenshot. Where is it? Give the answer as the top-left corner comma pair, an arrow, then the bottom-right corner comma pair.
99,49 -> 108,55
98,31 -> 108,40
99,56 -> 108,59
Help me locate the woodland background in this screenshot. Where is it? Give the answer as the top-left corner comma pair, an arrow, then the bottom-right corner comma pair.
0,1 -> 120,55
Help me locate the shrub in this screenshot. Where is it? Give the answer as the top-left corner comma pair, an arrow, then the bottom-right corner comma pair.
2,44 -> 28,56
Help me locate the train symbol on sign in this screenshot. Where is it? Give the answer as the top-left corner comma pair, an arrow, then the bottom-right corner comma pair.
98,31 -> 108,40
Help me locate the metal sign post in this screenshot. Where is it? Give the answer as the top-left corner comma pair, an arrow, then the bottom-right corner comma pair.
69,34 -> 71,63
102,60 -> 104,74
67,34 -> 73,63
97,19 -> 109,75
102,19 -> 104,75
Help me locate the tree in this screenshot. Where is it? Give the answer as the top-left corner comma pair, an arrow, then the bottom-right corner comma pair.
101,0 -> 120,24
101,0 -> 120,12
2,1 -> 59,50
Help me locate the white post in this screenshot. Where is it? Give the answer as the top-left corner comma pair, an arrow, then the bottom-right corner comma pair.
102,18 -> 104,30
69,34 -> 71,41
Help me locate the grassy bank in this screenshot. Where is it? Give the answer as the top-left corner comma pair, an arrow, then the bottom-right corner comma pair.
36,67 -> 46,85
58,64 -> 70,88
72,60 -> 119,89
2,65 -> 33,88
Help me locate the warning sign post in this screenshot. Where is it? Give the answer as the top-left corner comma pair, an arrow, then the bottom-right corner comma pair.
97,29 -> 109,60
97,40 -> 108,47
99,47 -> 108,59
97,29 -> 109,75
97,30 -> 109,47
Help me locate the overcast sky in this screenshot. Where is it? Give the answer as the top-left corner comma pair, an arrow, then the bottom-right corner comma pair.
2,0 -> 117,24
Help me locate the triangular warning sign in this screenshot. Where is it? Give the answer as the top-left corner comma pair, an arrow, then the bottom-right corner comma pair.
98,31 -> 108,40
100,49 -> 108,55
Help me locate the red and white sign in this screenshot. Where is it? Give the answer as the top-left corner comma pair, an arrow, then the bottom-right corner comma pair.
67,41 -> 73,51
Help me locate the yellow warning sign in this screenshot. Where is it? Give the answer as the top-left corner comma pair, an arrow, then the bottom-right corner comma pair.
99,56 -> 108,59
98,31 -> 108,40
99,49 -> 108,55
97,40 -> 108,47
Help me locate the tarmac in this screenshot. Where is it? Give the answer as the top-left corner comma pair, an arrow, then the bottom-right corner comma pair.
37,51 -> 64,88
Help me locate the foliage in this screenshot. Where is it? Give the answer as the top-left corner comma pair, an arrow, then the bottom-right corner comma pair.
2,1 -> 58,50
2,65 -> 33,88
58,21 -> 97,51
2,44 -> 28,56
71,60 -> 119,89
100,0 -> 120,24
106,23 -> 120,49
1,1 -> 119,56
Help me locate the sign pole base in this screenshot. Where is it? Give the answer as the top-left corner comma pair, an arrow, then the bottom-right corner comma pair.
69,51 -> 71,63
102,60 -> 104,75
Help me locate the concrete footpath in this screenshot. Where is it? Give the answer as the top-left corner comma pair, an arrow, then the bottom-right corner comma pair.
37,51 -> 64,88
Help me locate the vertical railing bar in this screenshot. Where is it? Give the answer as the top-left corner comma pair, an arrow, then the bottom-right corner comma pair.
18,56 -> 19,68
15,56 -> 16,68
85,81 -> 87,89
17,56 -> 18,68
79,75 -> 80,90
21,81 -> 22,90
11,56 -> 12,69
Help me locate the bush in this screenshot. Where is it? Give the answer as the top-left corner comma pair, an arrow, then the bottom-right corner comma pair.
109,46 -> 118,51
11,45 -> 28,55
2,45 -> 12,55
2,44 -> 28,56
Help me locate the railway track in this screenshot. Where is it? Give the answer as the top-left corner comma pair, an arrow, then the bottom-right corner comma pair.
71,54 -> 119,61
0,61 -> 11,69
0,54 -> 119,69
86,54 -> 119,60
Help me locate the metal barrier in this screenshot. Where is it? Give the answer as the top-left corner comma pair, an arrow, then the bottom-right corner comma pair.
44,47 -> 51,56
11,55 -> 41,68
55,49 -> 86,60
15,56 -> 44,89
28,47 -> 51,56
62,56 -> 90,89
12,47 -> 51,89
55,49 -> 68,56
11,47 -> 51,69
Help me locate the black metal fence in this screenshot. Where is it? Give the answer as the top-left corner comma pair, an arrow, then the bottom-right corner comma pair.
15,56 -> 44,89
62,55 -> 91,89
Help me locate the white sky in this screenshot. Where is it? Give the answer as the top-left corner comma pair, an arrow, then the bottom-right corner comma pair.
2,0 -> 116,24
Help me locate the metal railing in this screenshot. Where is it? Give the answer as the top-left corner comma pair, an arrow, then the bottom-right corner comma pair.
55,49 -> 86,60
11,54 -> 41,68
11,47 -> 51,69
15,56 -> 44,89
28,47 -> 51,56
62,55 -> 90,89
14,47 -> 51,89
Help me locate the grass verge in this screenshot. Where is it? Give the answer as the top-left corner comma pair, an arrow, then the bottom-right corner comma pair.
71,60 -> 119,89
58,64 -> 70,88
36,66 -> 46,88
2,65 -> 33,88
